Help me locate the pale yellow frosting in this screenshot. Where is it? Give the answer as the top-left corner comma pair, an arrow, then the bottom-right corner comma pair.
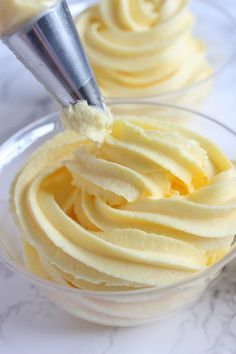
11,108 -> 236,291
61,101 -> 113,144
0,0 -> 56,35
76,0 -> 211,98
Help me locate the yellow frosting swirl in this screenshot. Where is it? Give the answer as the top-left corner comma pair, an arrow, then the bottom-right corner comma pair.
76,0 -> 212,98
11,111 -> 236,291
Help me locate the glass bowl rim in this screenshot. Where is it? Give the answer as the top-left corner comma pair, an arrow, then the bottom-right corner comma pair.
0,100 -> 236,298
72,0 -> 236,101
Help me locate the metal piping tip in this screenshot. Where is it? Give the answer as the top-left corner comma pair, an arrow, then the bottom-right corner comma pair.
1,0 -> 105,110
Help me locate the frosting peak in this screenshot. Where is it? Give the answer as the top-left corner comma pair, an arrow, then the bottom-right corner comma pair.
61,101 -> 113,144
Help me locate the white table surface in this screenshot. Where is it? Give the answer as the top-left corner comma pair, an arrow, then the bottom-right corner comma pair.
1,1 -> 236,353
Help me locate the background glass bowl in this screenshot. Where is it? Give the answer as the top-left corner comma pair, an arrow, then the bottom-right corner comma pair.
69,0 -> 236,106
0,101 -> 236,327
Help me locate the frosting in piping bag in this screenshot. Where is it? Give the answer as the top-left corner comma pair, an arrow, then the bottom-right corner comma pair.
0,0 -> 56,35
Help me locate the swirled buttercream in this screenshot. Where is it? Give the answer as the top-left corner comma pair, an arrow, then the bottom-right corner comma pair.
11,108 -> 236,291
76,0 -> 212,98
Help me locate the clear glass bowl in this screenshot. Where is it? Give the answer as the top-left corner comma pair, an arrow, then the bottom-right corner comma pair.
70,0 -> 236,106
0,101 -> 236,327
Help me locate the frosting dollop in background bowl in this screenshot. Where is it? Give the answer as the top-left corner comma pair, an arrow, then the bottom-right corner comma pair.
0,101 -> 236,327
71,0 -> 236,107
